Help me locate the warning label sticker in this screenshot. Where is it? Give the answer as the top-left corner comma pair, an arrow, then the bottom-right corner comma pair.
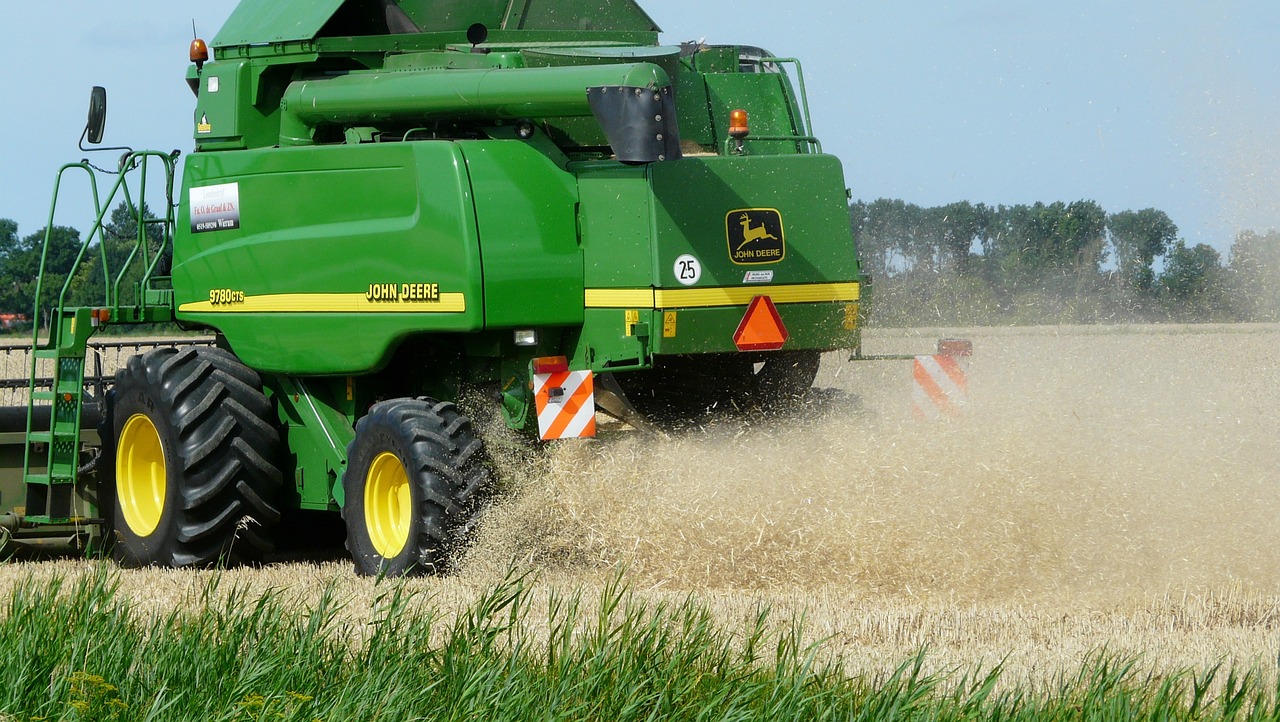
190,183 -> 240,233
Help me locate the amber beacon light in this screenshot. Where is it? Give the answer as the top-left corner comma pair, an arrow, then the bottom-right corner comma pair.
190,38 -> 209,71
728,109 -> 750,139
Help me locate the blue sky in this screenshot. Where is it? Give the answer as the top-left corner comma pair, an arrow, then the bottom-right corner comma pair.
2,1 -> 1277,257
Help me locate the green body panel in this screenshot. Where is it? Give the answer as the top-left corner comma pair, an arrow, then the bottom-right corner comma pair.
397,0 -> 511,32
458,141 -> 584,329
192,60 -> 287,152
702,73 -> 804,154
523,45 -> 680,80
576,154 -> 861,287
492,0 -> 659,32
573,310 -> 651,370
174,142 -> 484,374
193,61 -> 249,149
649,155 -> 858,285
213,0 -> 657,50
571,154 -> 860,364
674,66 -> 716,148
650,303 -> 854,355
575,163 -> 654,289
213,0 -> 346,47
677,48 -> 810,154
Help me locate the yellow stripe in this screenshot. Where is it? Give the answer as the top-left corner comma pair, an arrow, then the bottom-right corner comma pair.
178,292 -> 467,314
583,288 -> 657,308
586,282 -> 860,309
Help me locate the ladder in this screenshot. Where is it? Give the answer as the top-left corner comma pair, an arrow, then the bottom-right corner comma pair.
22,308 -> 98,522
18,151 -> 179,525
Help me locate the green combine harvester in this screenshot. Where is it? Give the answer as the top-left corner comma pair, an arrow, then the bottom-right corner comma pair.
0,0 -> 864,574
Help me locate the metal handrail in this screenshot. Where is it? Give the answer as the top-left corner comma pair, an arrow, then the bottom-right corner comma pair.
720,57 -> 823,156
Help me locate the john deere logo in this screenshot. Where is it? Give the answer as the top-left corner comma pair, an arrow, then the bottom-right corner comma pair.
726,209 -> 785,265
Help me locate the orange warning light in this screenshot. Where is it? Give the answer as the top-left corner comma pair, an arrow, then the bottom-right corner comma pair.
733,295 -> 788,352
190,38 -> 209,71
728,109 -> 750,139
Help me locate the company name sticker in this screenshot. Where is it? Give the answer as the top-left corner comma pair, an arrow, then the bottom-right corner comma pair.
743,270 -> 774,283
368,281 -> 442,302
366,283 -> 442,302
190,183 -> 240,233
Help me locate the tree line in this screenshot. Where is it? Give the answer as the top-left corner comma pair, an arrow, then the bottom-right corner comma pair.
0,203 -> 163,330
851,198 -> 1280,326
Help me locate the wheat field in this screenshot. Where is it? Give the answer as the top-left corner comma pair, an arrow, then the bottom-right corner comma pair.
2,324 -> 1277,690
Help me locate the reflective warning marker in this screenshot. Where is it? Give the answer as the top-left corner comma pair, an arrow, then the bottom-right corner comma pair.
733,295 -> 788,351
911,354 -> 968,420
534,370 -> 597,440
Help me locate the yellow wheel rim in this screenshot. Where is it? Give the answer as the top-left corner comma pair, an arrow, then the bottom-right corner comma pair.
116,413 -> 167,537
365,452 -> 411,558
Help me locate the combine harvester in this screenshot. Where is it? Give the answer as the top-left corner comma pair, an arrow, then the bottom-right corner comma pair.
0,0 -> 962,574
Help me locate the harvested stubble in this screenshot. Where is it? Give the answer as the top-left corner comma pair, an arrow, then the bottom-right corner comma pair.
1,324 -> 1278,696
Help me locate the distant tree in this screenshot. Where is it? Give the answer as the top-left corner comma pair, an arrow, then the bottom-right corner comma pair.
1225,229 -> 1280,321
1057,200 -> 1109,275
852,199 -> 990,278
1160,241 -> 1224,315
68,201 -> 167,308
849,197 -> 1241,326
0,224 -> 83,325
1109,209 -> 1178,294
851,198 -> 914,277
0,219 -> 24,315
986,200 -> 1106,287
936,201 -> 989,275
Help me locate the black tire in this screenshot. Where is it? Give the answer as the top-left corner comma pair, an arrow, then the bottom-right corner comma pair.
342,398 -> 490,576
744,351 -> 822,407
109,346 -> 282,567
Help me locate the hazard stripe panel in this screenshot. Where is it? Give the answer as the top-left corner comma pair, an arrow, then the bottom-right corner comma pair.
911,354 -> 969,420
533,370 -> 597,440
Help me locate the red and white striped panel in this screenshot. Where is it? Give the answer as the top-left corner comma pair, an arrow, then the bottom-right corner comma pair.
533,370 -> 597,440
912,354 -> 968,420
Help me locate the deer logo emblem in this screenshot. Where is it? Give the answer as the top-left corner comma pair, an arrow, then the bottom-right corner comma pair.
726,209 -> 785,265
736,213 -> 779,251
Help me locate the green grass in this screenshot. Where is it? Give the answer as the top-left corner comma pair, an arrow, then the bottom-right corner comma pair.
1,565 -> 1278,721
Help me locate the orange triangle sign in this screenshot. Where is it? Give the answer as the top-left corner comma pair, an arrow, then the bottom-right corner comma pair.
733,295 -> 788,351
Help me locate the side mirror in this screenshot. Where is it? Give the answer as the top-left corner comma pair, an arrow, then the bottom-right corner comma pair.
86,87 -> 107,145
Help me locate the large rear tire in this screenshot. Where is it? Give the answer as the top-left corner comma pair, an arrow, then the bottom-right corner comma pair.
109,347 -> 282,567
744,351 -> 822,407
342,398 -> 490,576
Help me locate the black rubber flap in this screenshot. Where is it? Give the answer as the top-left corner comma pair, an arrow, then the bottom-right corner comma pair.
587,84 -> 682,164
